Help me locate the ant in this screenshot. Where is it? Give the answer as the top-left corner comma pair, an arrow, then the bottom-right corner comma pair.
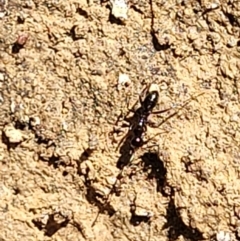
116,83 -> 204,154
114,83 -> 173,160
128,83 -> 171,149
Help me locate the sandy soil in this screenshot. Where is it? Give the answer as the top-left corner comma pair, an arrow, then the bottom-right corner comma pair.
0,0 -> 240,240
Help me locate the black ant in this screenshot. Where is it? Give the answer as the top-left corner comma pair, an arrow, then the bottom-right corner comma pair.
129,83 -> 171,149
117,84 -> 204,154
114,83 -> 172,159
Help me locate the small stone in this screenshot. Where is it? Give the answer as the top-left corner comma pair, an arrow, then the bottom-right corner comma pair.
117,73 -> 131,90
206,2 -> 219,10
0,72 -> 4,81
187,27 -> 199,41
16,32 -> 29,45
62,121 -> 68,131
106,176 -> 117,185
230,114 -> 239,122
10,101 -> 16,113
216,231 -> 231,241
227,37 -> 237,48
3,124 -> 25,143
110,0 -> 128,21
135,207 -> 153,217
0,11 -> 6,19
30,116 -> 41,126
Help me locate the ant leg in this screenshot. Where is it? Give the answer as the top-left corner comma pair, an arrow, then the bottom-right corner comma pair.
111,107 -> 132,135
148,110 -> 178,128
152,107 -> 172,115
109,113 -> 130,148
148,108 -> 173,127
155,111 -> 180,128
148,131 -> 168,142
126,96 -> 137,114
147,108 -> 172,127
145,143 -> 160,154
113,109 -> 126,127
147,119 -> 161,128
126,95 -> 141,114
142,131 -> 168,148
153,92 -> 205,128
139,84 -> 151,103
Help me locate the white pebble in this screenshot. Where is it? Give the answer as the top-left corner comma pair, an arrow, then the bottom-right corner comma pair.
216,231 -> 231,241
30,116 -> 41,126
118,73 -> 131,90
0,72 -> 4,81
111,0 -> 128,20
3,124 -> 25,143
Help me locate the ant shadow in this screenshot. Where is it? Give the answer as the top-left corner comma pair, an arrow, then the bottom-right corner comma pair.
128,151 -> 168,226
140,152 -> 204,240
163,197 -> 204,241
140,152 -> 167,194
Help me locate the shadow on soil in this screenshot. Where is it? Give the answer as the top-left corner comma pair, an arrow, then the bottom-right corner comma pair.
141,152 -> 167,194
32,213 -> 70,237
163,198 -> 204,241
139,152 -> 204,240
85,184 -> 116,218
149,0 -> 171,51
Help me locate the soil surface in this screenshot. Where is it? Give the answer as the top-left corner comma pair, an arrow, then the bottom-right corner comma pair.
0,0 -> 240,240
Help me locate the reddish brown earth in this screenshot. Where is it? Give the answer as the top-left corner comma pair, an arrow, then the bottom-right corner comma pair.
0,0 -> 240,240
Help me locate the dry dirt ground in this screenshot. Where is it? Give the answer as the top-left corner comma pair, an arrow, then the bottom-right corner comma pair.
0,0 -> 240,240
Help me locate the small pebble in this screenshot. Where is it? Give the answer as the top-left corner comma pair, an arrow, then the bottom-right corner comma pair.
30,116 -> 41,126
106,176 -> 117,185
111,0 -> 128,20
117,73 -> 131,90
230,114 -> 239,122
206,2 -> 219,10
216,231 -> 231,241
0,72 -> 4,81
227,37 -> 237,48
135,207 -> 153,217
3,124 -> 25,143
0,11 -> 6,19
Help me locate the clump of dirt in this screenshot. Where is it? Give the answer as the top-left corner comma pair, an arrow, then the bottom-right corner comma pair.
0,0 -> 240,240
